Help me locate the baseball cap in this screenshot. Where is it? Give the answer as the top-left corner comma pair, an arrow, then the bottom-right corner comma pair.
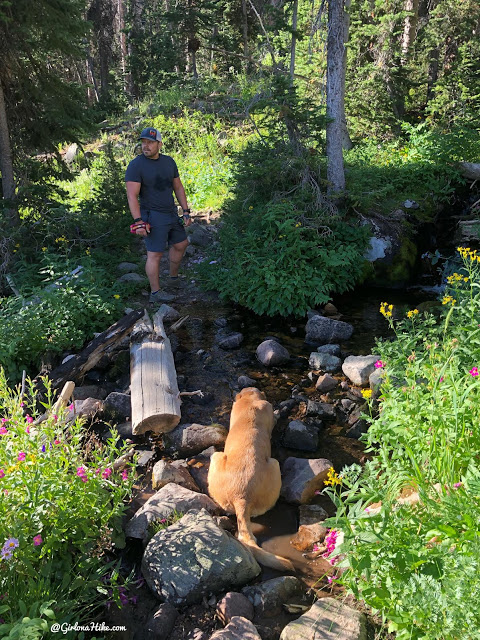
139,127 -> 162,141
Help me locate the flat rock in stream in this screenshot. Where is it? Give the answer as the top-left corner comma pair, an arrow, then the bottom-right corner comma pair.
163,423 -> 228,456
308,352 -> 342,373
305,316 -> 353,346
142,509 -> 260,606
279,598 -> 367,640
281,457 -> 332,504
125,483 -> 220,541
217,332 -> 244,350
283,421 -> 319,452
342,354 -> 381,387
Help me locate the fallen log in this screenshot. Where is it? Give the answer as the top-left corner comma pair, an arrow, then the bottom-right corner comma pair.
130,308 -> 181,435
45,309 -> 144,391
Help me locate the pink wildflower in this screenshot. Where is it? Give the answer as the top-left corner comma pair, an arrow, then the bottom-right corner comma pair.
25,415 -> 33,424
0,469 -> 5,479
54,439 -> 61,445
121,469 -> 129,481
68,403 -> 74,411
469,367 -> 479,377
453,482 -> 463,489
322,529 -> 339,565
53,415 -> 58,422
1,418 -> 8,424
26,427 -> 30,434
33,535 -> 43,546
102,468 -> 112,479
17,452 -> 26,461
327,575 -> 338,584
374,360 -> 384,369
0,427 -> 8,435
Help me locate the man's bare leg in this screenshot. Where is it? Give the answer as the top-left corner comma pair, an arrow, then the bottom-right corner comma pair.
145,251 -> 163,291
169,239 -> 189,277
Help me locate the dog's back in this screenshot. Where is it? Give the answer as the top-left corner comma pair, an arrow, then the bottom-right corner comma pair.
207,387 -> 293,571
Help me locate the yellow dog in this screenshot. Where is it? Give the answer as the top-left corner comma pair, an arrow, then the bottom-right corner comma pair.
208,387 -> 293,571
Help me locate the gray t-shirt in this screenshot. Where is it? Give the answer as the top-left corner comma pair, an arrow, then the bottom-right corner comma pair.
125,153 -> 179,213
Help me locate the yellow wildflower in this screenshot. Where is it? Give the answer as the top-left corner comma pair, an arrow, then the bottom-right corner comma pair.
361,388 -> 373,399
324,467 -> 342,487
406,309 -> 419,319
41,247 -> 47,252
442,295 -> 456,306
380,302 -> 393,318
113,294 -> 120,299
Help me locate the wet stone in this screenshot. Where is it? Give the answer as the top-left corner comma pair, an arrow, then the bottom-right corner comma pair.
281,457 -> 332,504
256,339 -> 290,367
144,603 -> 179,640
315,374 -> 338,393
279,598 -> 367,640
342,354 -> 380,387
298,504 -> 329,526
283,421 -> 319,452
217,333 -> 244,350
316,343 -> 341,357
308,352 -> 342,373
210,617 -> 261,640
242,576 -> 305,618
238,375 -> 256,389
306,400 -> 336,420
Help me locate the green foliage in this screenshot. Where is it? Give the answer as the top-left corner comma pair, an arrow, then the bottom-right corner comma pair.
199,200 -> 369,317
0,262 -> 121,383
0,375 -> 136,637
147,510 -> 184,542
326,247 -> 480,639
345,124 -> 480,215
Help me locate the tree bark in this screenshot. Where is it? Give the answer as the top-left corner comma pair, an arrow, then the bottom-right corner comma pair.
401,0 -> 419,63
326,0 -> 346,197
0,79 -> 18,227
241,0 -> 249,67
341,0 -> 352,150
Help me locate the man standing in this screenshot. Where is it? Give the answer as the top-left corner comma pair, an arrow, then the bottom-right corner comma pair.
125,127 -> 192,304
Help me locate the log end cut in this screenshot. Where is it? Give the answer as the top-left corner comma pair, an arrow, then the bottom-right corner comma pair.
132,413 -> 181,436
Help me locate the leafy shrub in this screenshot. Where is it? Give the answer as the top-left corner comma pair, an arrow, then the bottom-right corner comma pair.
0,266 -> 121,383
326,247 -> 480,639
199,201 -> 369,317
0,375 -> 136,637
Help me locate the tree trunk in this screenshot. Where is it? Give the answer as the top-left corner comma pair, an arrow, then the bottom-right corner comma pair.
401,0 -> 419,63
241,0 -> 249,67
326,0 -> 346,197
118,0 -> 128,93
341,0 -> 352,150
289,0 -> 298,84
0,79 -> 18,227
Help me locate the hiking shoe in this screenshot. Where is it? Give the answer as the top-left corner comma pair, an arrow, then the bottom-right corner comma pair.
166,276 -> 185,290
149,290 -> 175,304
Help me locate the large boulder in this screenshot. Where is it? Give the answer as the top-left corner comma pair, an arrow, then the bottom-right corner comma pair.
305,316 -> 353,346
283,421 -> 319,452
125,483 -> 220,541
163,423 -> 228,456
142,509 -> 260,605
256,340 -> 290,366
342,355 -> 380,387
281,457 -> 332,504
279,598 -> 367,640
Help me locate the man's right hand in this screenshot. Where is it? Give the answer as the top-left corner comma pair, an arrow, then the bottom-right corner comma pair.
137,223 -> 151,237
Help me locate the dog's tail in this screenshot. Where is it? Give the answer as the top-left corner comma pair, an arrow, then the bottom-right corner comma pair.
234,499 -> 294,572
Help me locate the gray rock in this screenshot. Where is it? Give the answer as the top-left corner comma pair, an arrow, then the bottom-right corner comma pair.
238,375 -> 256,389
63,143 -> 79,164
340,398 -> 356,412
256,340 -> 290,367
242,576 -> 305,618
306,401 -> 336,420
315,374 -> 338,393
188,225 -> 210,247
216,593 -> 254,625
67,398 -> 103,422
163,423 -> 228,457
117,262 -> 139,272
298,504 -> 329,526
342,355 -> 381,387
281,457 -> 332,504
308,352 -> 342,373
290,523 -> 328,551
210,617 -> 261,639
279,598 -> 367,640
142,509 -> 260,605
283,421 -> 319,452
346,419 -> 369,439
104,392 -> 131,420
305,316 -> 353,345
136,450 -> 155,469
218,333 -> 244,350
73,385 -> 109,401
117,272 -> 146,283
125,483 -> 220,541
152,459 -> 200,492
158,303 -> 181,322
144,603 -> 179,640
316,343 -> 341,357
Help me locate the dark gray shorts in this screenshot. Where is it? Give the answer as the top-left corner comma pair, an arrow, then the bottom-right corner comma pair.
140,209 -> 187,253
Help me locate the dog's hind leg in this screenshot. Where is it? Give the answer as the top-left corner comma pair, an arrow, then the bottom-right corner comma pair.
234,499 -> 257,545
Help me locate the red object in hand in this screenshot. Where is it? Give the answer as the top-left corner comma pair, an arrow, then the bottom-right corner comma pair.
130,222 -> 147,234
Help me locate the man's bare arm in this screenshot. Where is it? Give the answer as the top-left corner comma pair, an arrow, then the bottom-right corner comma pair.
173,177 -> 188,211
126,181 -> 142,220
